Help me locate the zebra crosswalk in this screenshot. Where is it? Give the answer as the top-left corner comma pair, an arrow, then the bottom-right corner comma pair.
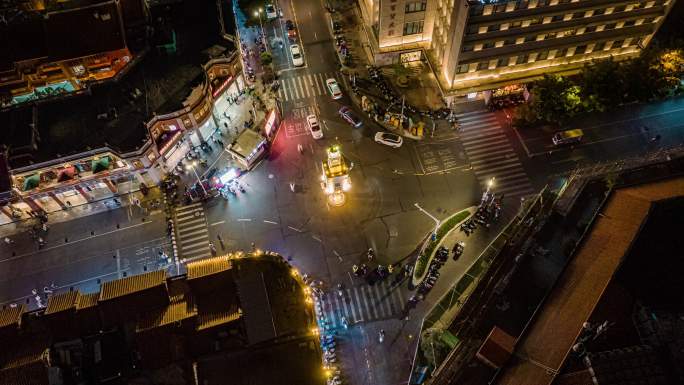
173,203 -> 211,262
320,281 -> 406,328
277,72 -> 342,102
457,111 -> 535,197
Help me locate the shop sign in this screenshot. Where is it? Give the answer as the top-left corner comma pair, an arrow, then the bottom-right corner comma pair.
400,51 -> 422,63
192,98 -> 212,124
263,109 -> 277,137
212,75 -> 234,98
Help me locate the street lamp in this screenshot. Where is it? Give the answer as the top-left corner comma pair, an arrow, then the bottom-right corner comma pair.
414,203 -> 440,237
254,8 -> 268,52
186,161 -> 208,196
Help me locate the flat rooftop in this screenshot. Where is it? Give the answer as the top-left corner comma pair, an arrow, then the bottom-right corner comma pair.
496,177 -> 684,385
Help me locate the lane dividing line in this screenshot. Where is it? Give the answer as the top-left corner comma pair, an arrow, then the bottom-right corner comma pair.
288,225 -> 303,232
209,220 -> 225,226
237,218 -> 252,222
263,220 -> 279,224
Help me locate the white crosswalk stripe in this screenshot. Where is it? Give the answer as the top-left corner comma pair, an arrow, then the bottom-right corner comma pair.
277,72 -> 341,102
457,111 -> 535,197
173,203 -> 211,261
321,281 -> 406,328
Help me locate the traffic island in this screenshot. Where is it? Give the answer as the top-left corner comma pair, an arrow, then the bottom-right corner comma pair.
411,208 -> 473,287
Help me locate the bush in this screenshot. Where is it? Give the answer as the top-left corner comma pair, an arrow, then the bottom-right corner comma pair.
414,210 -> 470,278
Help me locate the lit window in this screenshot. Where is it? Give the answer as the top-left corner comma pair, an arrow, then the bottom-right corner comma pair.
403,20 -> 424,35
405,1 -> 427,13
456,64 -> 469,73
510,20 -> 523,29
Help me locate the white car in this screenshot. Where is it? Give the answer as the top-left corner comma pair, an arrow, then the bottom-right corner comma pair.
374,132 -> 403,148
290,44 -> 304,67
265,4 -> 277,19
307,114 -> 323,139
326,78 -> 342,99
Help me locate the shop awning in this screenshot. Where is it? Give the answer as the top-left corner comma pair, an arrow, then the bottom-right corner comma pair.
22,174 -> 40,191
57,166 -> 76,182
91,156 -> 110,174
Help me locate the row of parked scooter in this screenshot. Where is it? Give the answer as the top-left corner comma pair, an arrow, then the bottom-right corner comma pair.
310,280 -> 344,385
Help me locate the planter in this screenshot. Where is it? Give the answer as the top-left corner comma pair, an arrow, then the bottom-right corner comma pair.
412,208 -> 473,286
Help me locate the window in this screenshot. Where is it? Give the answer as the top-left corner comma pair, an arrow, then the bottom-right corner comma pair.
524,35 -> 537,42
551,14 -> 564,22
483,41 -> 495,49
537,50 -> 549,60
611,40 -> 624,48
585,25 -> 597,33
510,20 -> 523,29
504,38 -> 516,46
456,64 -> 470,73
462,45 -> 474,52
614,4 -> 626,12
466,25 -> 478,34
476,62 -> 489,71
643,17 -> 655,24
575,45 -> 587,55
494,4 -> 507,13
487,24 -> 501,32
545,31 -> 557,39
403,20 -> 424,35
516,54 -> 529,64
623,20 -> 636,27
605,22 -> 617,30
529,17 -> 543,25
538,0 -> 549,6
497,57 -> 510,67
514,1 -> 529,10
405,1 -> 427,13
594,8 -> 606,15
556,48 -> 568,57
594,41 -> 606,51
572,11 -> 585,19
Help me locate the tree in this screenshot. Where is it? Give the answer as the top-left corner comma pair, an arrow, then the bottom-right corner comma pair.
420,328 -> 449,368
581,58 -> 624,111
260,51 -> 273,66
528,74 -> 582,125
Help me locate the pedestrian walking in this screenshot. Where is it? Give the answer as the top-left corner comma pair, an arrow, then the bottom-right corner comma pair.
297,144 -> 304,154
209,242 -> 217,256
251,242 -> 256,252
289,182 -> 296,193
4,237 -> 14,245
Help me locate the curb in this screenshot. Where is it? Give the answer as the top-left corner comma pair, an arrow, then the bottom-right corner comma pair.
410,207 -> 475,287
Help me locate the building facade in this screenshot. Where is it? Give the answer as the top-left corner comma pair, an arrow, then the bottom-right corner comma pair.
359,0 -> 677,100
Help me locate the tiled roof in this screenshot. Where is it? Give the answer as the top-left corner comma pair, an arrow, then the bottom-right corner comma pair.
187,255 -> 232,280
0,305 -> 25,329
99,270 -> 166,302
44,291 -> 80,315
76,293 -> 98,310
196,304 -> 242,331
136,296 -> 197,333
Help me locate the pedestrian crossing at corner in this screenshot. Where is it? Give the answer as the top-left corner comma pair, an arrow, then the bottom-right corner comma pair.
277,72 -> 341,102
457,111 -> 535,197
322,281 -> 406,328
173,203 -> 211,262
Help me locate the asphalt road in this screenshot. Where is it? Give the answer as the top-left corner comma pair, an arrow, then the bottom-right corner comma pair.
0,207 -> 171,308
2,2 -> 683,385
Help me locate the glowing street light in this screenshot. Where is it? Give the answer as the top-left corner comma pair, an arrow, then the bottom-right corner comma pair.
254,8 -> 268,52
185,161 -> 208,196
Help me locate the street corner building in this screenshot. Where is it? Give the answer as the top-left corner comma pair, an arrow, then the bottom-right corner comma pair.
0,253 -> 324,385
0,0 -> 260,224
357,0 -> 678,101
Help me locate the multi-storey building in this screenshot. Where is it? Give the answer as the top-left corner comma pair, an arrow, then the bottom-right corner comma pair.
358,0 -> 678,101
